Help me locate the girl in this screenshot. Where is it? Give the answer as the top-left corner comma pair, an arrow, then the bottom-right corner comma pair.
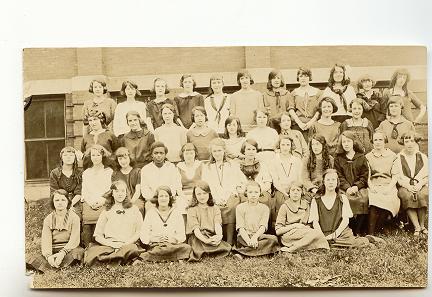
186,181 -> 232,261
309,169 -> 371,248
174,74 -> 204,129
340,98 -> 374,153
288,67 -> 322,140
377,96 -> 415,153
118,110 -> 155,168
49,147 -> 82,217
154,103 -> 187,163
234,181 -> 279,258
147,78 -> 178,129
113,80 -> 153,137
269,136 -> 303,226
81,145 -> 114,247
205,74 -> 231,134
275,182 -> 329,252
82,79 -> 117,135
81,111 -> 119,170
26,190 -> 84,273
186,106 -> 219,160
246,108 -> 279,165
201,138 -> 247,245
262,69 -> 291,127
301,135 -> 334,200
356,74 -> 386,128
239,139 -> 273,208
177,143 -> 203,206
139,186 -> 192,262
84,180 -> 143,266
319,64 -> 356,122
382,68 -> 426,124
230,70 -> 264,131
365,131 -> 400,235
112,147 -> 143,215
308,97 -> 341,156
394,132 -> 428,236
222,116 -> 246,161
277,112 -> 308,159
334,131 -> 369,235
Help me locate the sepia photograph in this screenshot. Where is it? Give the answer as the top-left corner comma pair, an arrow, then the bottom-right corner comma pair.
22,46 -> 428,288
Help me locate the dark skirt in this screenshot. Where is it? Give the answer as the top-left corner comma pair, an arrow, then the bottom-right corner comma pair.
398,186 -> 428,210
344,188 -> 369,215
26,247 -> 84,273
84,243 -> 140,266
272,190 -> 287,228
188,232 -> 232,262
139,242 -> 192,262
328,227 -> 370,248
219,195 -> 241,224
234,234 -> 279,257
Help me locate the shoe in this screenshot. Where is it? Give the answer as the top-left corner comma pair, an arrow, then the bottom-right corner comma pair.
280,247 -> 290,252
365,235 -> 386,245
232,253 -> 243,260
413,230 -> 421,236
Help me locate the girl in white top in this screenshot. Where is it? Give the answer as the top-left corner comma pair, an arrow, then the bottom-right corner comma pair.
113,80 -> 153,137
204,74 -> 231,134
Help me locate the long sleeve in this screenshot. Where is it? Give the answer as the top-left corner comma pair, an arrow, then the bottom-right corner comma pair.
49,169 -> 59,198
94,210 -> 108,240
140,166 -> 154,201
140,211 -> 152,245
173,212 -> 186,243
353,156 -> 369,190
81,170 -> 90,203
301,159 -> 314,191
41,216 -> 53,257
186,207 -> 199,235
112,104 -> 123,137
334,156 -> 351,191
235,204 -> 246,231
229,95 -> 236,116
63,213 -> 81,251
259,205 -> 270,231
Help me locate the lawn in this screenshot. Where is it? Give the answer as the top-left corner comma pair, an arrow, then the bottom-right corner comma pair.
25,198 -> 428,288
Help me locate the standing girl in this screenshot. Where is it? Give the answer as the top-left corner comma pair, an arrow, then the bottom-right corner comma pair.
81,145 -> 114,247
82,79 -> 117,135
204,74 -> 231,135
118,110 -> 155,168
356,74 -> 386,128
222,116 -> 246,161
320,64 -> 356,122
309,169 -> 371,248
234,181 -> 279,258
262,69 -> 291,128
308,97 -> 341,156
186,181 -> 232,261
394,132 -> 428,236
301,135 -> 334,201
112,147 -> 143,215
154,103 -> 187,163
383,68 -> 426,124
201,138 -> 247,245
147,78 -> 178,129
365,131 -> 400,235
186,106 -> 219,160
278,112 -> 308,159
113,80 -> 153,137
334,131 -> 369,235
340,98 -> 374,153
275,182 -> 329,253
84,180 -> 143,266
174,74 -> 204,129
26,190 -> 84,273
377,96 -> 415,153
288,67 -> 322,139
230,70 -> 264,131
139,186 -> 192,262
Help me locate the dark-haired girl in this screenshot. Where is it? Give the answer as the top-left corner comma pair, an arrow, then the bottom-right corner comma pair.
278,112 -> 308,159
26,190 -> 84,273
147,78 -> 179,129
186,181 -> 232,261
356,74 -> 386,128
177,143 -> 203,206
223,116 -> 246,161
84,180 -> 143,266
205,74 -> 231,134
262,69 -> 291,128
174,74 -> 204,129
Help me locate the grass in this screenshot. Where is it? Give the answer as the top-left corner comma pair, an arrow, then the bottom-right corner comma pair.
25,198 -> 428,288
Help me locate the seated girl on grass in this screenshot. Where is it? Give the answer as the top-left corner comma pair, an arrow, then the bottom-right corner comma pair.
84,180 -> 143,266
186,181 -> 232,261
26,190 -> 84,273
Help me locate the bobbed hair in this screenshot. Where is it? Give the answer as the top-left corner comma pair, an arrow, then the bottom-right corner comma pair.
267,69 -> 285,90
191,106 -> 208,123
287,181 -> 304,196
152,186 -> 175,208
114,147 -> 136,169
244,180 -> 262,196
85,144 -> 112,170
120,80 -> 142,97
397,131 -> 422,145
328,64 -> 350,87
317,97 -> 338,117
50,189 -> 72,210
349,98 -> 365,111
387,95 -> 404,116
150,141 -> 168,155
190,180 -> 215,207
372,131 -> 389,144
253,108 -> 270,126
151,77 -> 170,94
297,67 -> 313,82
85,110 -> 107,128
180,74 -> 197,89
179,142 -> 198,161
208,138 -> 227,163
357,74 -> 376,90
317,168 -> 340,195
88,79 -> 108,94
240,138 -> 259,154
223,116 -> 244,139
103,180 -> 132,211
207,73 -> 224,96
337,130 -> 364,154
277,134 -> 296,153
237,70 -> 254,86
125,110 -> 147,129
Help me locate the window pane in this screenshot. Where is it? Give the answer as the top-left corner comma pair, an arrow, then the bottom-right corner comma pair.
24,100 -> 45,139
47,140 -> 66,173
25,141 -> 48,179
45,100 -> 65,138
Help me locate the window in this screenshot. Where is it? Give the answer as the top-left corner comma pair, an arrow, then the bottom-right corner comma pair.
24,95 -> 65,180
